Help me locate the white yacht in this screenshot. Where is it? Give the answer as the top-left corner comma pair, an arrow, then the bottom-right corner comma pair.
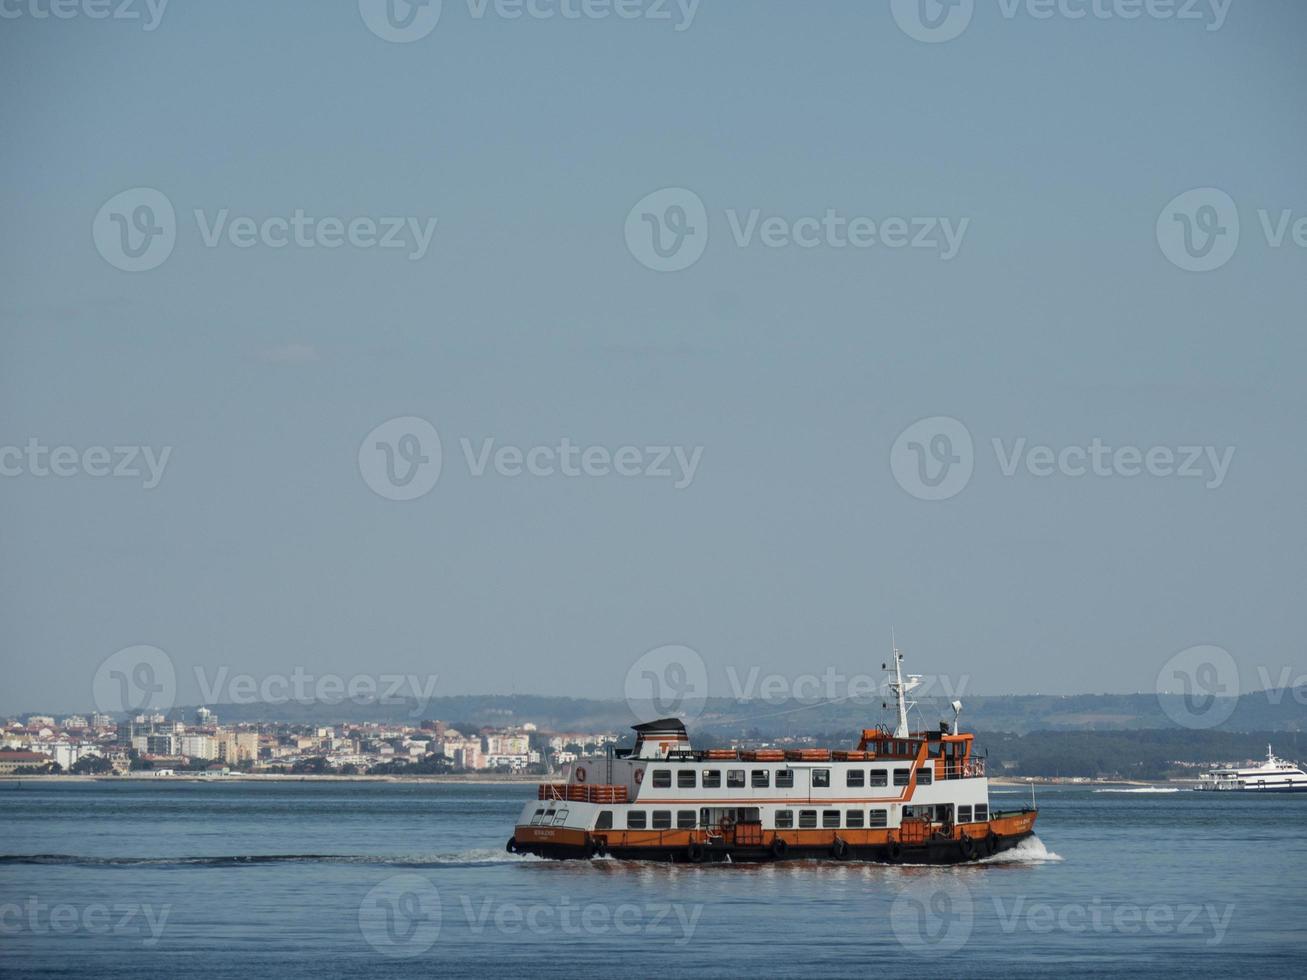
1197,745 -> 1307,793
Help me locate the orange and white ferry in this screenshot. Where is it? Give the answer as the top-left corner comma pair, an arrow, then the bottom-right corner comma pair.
508,646 -> 1038,863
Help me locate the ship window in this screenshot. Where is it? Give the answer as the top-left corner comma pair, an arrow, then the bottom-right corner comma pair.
798,810 -> 817,829
702,769 -> 721,788
652,770 -> 671,788
652,810 -> 672,830
917,768 -> 932,785
727,770 -> 745,788
776,769 -> 794,788
677,810 -> 696,829
868,808 -> 888,828
775,809 -> 794,829
846,769 -> 864,787
553,809 -> 569,826
869,769 -> 887,787
627,810 -> 647,829
957,805 -> 972,823
822,810 -> 841,828
751,770 -> 770,788
530,808 -> 545,825
846,810 -> 864,828
595,810 -> 613,830
677,770 -> 696,788
893,768 -> 910,787
812,769 -> 830,788
974,804 -> 987,821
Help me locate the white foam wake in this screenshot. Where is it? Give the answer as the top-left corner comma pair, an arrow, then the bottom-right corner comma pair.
1092,786 -> 1183,794
978,835 -> 1063,864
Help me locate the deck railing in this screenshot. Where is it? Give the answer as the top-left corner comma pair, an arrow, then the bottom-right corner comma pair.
537,783 -> 629,803
937,758 -> 986,779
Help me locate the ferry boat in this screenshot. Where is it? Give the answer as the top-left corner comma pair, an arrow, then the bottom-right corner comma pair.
507,646 -> 1038,863
1196,745 -> 1307,793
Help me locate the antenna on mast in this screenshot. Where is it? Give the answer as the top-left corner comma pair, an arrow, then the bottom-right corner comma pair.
883,631 -> 921,739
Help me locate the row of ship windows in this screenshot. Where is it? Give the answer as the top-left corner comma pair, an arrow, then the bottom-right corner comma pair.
649,767 -> 927,789
528,803 -> 989,830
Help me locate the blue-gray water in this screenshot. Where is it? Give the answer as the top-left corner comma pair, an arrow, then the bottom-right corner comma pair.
1,781 -> 1303,978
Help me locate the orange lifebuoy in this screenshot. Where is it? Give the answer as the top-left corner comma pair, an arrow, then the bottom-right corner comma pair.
634,768 -> 644,784
575,766 -> 587,783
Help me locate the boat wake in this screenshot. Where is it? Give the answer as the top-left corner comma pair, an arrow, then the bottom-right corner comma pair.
0,849 -> 545,869
976,835 -> 1062,864
1092,786 -> 1182,794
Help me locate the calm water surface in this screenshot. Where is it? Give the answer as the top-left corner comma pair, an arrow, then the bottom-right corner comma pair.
1,781 -> 1303,978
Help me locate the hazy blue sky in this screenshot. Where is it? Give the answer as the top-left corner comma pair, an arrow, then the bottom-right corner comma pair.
2,0 -> 1304,715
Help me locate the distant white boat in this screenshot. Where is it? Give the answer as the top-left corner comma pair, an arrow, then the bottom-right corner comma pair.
1196,745 -> 1307,793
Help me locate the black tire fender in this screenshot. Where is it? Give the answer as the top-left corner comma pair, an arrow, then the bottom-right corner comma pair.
771,837 -> 789,859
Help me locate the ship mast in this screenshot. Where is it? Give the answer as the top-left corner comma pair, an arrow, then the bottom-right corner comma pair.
883,632 -> 922,739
